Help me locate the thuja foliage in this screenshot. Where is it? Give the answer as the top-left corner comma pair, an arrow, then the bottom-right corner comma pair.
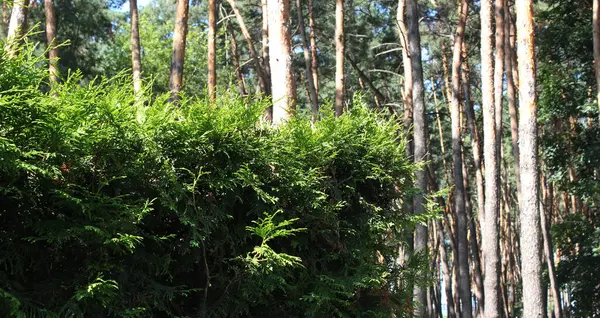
0,45 -> 422,317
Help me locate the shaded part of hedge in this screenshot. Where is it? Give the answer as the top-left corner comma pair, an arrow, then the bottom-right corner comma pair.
0,44 -> 421,317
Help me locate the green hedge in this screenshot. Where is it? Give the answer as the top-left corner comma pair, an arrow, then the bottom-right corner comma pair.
0,45 -> 419,317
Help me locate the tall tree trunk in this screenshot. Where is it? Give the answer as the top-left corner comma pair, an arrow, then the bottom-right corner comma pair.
594,0 -> 600,118
5,0 -> 29,57
450,0 -> 472,316
438,218 -> 457,318
541,171 -> 562,318
169,0 -> 190,102
396,0 -> 414,278
295,0 -> 319,121
494,0 -> 505,155
462,41 -> 485,242
207,0 -> 217,100
307,0 -> 319,96
406,0 -> 428,315
516,0 -> 544,316
481,0 -> 501,316
261,0 -> 271,84
226,0 -> 268,96
267,0 -> 297,125
45,0 -> 58,84
334,0 -> 345,117
505,0 -> 521,200
397,0 -> 413,157
130,0 -> 142,95
228,27 -> 248,96
460,42 -> 485,317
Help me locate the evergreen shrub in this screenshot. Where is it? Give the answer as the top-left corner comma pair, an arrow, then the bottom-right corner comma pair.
0,44 -> 419,317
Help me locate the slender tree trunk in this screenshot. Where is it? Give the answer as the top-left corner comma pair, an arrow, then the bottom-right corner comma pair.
207,0 -> 217,100
505,0 -> 521,200
169,0 -> 190,102
594,0 -> 600,118
307,0 -> 319,96
228,27 -> 248,96
334,0 -> 345,116
295,0 -> 318,121
462,42 -> 485,239
450,0 -> 471,315
396,1 -> 414,281
397,0 -> 413,157
261,0 -> 271,84
226,0 -> 268,96
267,0 -> 297,125
481,0 -> 502,316
516,0 -> 544,316
541,171 -> 562,318
406,0 -> 428,315
494,0 -> 505,155
460,43 -> 485,317
45,0 -> 58,84
130,0 -> 142,95
5,0 -> 29,57
346,55 -> 386,106
441,42 -> 453,105
438,219 -> 457,318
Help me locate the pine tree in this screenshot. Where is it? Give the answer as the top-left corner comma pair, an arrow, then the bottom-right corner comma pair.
169,0 -> 190,102
516,0 -> 544,316
267,0 -> 296,125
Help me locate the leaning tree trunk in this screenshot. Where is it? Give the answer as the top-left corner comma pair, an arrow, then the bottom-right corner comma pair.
516,0 -> 544,316
130,0 -> 142,95
5,0 -> 29,57
207,0 -> 216,100
267,0 -> 297,125
228,26 -> 248,96
169,0 -> 189,102
450,0 -> 472,315
594,0 -> 600,118
406,0 -> 428,315
334,0 -> 345,117
226,0 -> 269,97
481,0 -> 502,316
296,0 -> 318,121
45,0 -> 58,84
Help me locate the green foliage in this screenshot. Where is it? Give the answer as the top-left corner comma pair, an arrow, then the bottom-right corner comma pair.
0,47 -> 419,317
552,214 -> 600,317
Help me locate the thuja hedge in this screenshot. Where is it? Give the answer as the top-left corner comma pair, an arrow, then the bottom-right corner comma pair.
0,47 -> 421,317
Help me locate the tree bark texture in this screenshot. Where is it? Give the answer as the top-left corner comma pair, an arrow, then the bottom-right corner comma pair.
267,0 -> 297,125
295,0 -> 319,121
334,0 -> 345,117
5,0 -> 29,57
505,0 -> 521,201
45,0 -> 58,84
130,0 -> 142,94
449,0 -> 472,315
169,0 -> 189,102
406,0 -> 428,315
207,0 -> 217,100
494,0 -> 505,156
516,0 -> 544,316
481,0 -> 502,316
307,0 -> 319,96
